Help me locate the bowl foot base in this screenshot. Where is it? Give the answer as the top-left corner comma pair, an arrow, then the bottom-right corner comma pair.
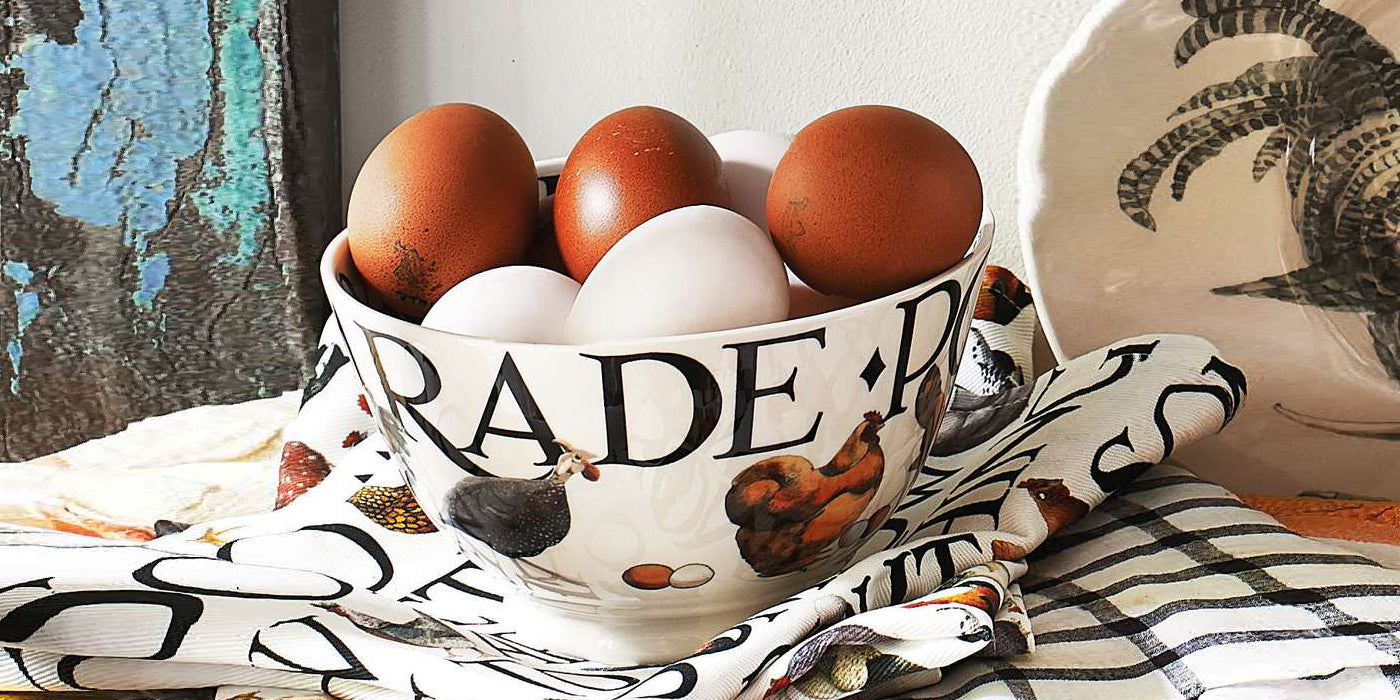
503,594 -> 747,665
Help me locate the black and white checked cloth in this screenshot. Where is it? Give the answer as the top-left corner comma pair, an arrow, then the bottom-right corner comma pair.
921,467 -> 1400,699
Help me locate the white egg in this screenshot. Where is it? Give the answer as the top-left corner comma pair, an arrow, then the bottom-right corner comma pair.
422,266 -> 579,344
787,266 -> 857,319
709,130 -> 792,234
565,205 -> 789,343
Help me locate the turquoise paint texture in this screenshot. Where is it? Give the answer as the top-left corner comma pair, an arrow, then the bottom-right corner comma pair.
3,261 -> 34,286
3,261 -> 38,394
11,0 -> 210,311
0,0 -> 329,461
193,0 -> 272,267
8,0 -> 272,314
133,252 -> 171,310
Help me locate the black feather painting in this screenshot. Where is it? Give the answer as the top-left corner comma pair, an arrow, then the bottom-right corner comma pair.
1118,0 -> 1400,437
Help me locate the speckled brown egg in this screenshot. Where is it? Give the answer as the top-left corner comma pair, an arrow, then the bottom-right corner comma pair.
766,106 -> 982,301
347,104 -> 536,318
553,106 -> 730,282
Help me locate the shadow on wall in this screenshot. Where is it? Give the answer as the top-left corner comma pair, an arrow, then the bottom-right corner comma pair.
339,0 -> 433,203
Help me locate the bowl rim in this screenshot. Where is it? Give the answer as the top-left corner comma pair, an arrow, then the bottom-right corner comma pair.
321,207 -> 994,351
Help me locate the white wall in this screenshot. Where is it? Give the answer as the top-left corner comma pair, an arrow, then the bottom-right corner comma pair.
339,0 -> 1094,272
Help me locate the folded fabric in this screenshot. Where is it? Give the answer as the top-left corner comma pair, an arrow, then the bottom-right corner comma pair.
0,269 -> 1392,699
0,392 -> 298,538
923,467 -> 1400,699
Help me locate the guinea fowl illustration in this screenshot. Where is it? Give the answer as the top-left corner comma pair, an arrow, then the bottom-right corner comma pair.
990,477 -> 1090,560
347,484 -> 438,534
313,602 -> 490,659
727,412 -> 886,577
442,441 -> 600,558
957,265 -> 1034,394
964,328 -> 1023,393
1118,0 -> 1400,437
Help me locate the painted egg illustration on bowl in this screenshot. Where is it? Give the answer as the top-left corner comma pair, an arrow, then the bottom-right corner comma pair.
622,562 -> 715,590
668,563 -> 715,589
622,563 -> 673,590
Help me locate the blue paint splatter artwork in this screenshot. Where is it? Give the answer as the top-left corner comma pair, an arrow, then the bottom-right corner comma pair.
2,261 -> 39,394
0,0 -> 340,459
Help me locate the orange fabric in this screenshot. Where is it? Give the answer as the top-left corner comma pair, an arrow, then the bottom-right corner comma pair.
1242,496 -> 1400,546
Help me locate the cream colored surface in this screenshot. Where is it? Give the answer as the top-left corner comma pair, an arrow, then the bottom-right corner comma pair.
1020,0 -> 1400,497
338,0 -> 1095,274
1324,539 -> 1400,569
0,392 -> 295,534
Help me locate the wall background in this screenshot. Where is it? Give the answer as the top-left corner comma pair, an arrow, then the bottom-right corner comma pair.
339,0 -> 1093,273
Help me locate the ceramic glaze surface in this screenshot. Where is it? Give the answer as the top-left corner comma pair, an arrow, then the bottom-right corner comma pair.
324,184 -> 992,661
1022,0 -> 1400,498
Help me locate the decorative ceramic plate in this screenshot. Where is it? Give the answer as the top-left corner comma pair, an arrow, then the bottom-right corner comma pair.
1021,0 -> 1400,497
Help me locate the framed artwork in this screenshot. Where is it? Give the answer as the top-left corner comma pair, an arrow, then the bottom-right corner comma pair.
0,0 -> 341,460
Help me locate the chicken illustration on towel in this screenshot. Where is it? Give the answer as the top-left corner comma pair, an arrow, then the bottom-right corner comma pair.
276,441 -> 332,510
313,602 -> 490,659
726,412 -> 886,576
990,477 -> 1090,560
442,441 -> 600,558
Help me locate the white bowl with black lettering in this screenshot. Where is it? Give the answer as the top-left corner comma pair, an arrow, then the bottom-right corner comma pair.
322,179 -> 993,664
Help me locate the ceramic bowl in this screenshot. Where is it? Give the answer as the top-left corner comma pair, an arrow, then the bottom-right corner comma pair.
321,171 -> 993,663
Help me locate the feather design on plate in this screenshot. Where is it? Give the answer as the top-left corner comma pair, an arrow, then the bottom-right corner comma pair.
1118,0 -> 1400,438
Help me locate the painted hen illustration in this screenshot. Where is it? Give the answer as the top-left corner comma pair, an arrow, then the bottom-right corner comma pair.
727,412 -> 885,576
1118,0 -> 1400,435
442,441 -> 599,558
990,477 -> 1090,560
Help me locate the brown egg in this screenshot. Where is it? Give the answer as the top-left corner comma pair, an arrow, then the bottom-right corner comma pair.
553,106 -> 730,281
525,196 -> 569,275
347,104 -> 536,318
766,106 -> 982,301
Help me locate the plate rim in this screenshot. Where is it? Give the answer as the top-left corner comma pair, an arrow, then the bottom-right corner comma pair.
1016,0 -> 1141,364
